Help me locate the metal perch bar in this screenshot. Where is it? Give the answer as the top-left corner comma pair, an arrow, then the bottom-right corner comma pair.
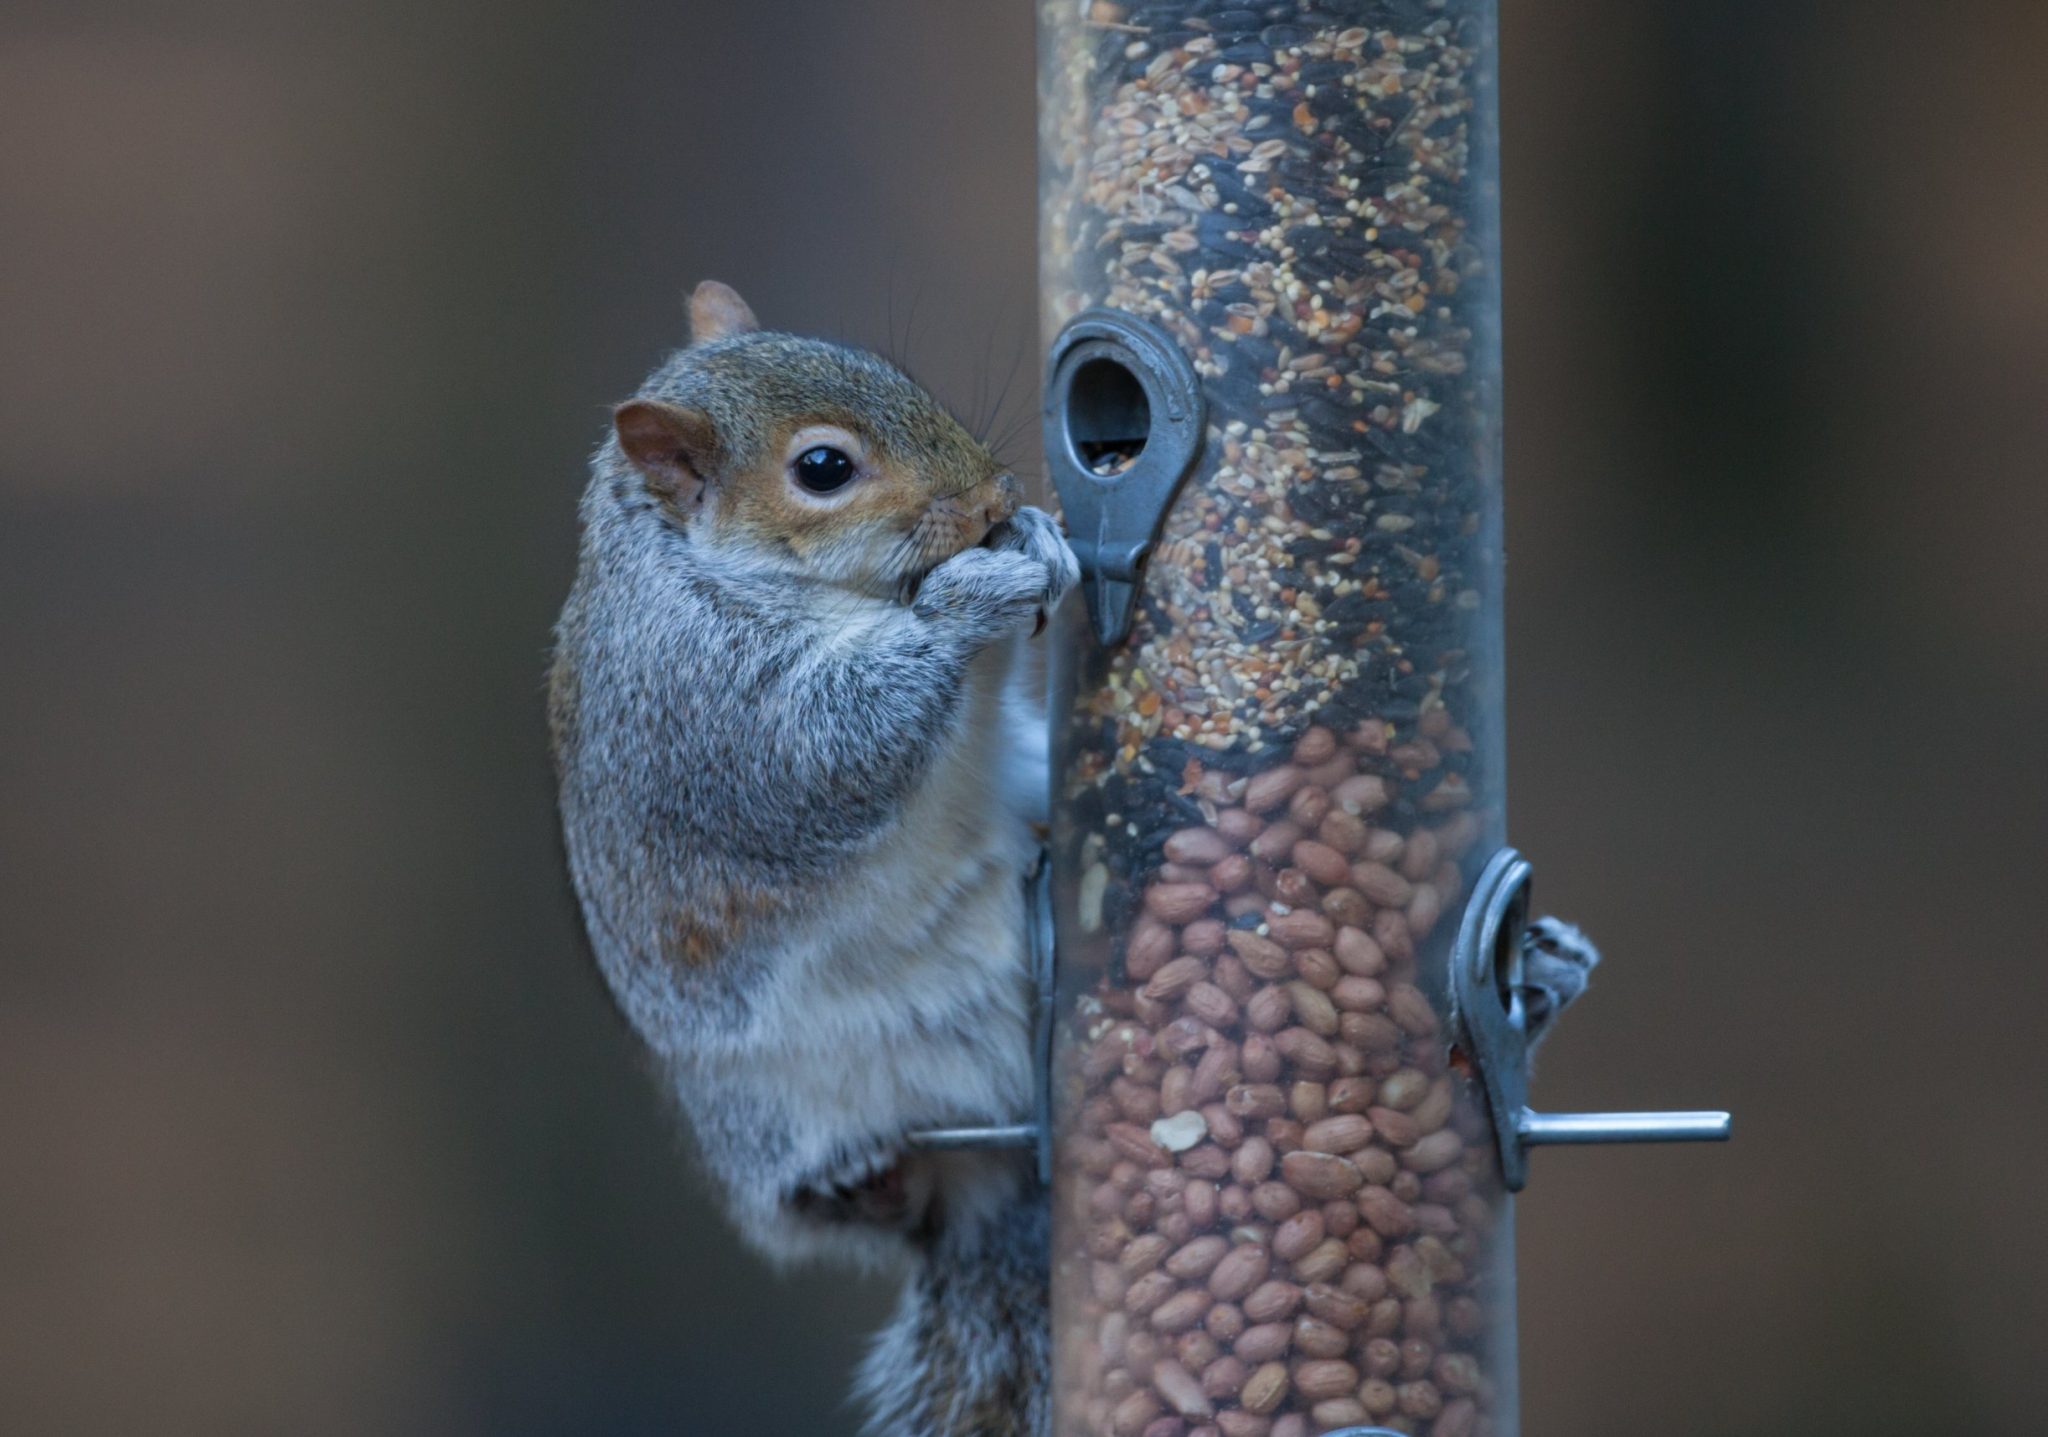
905,1124 -> 1040,1151
1518,1109 -> 1733,1146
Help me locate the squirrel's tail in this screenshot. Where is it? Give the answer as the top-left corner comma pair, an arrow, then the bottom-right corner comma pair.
856,1185 -> 1050,1437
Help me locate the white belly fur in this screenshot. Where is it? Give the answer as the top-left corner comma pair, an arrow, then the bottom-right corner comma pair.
684,637 -> 1039,1261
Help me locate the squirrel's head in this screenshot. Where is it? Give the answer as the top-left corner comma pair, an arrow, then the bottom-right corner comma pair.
608,282 -> 1020,596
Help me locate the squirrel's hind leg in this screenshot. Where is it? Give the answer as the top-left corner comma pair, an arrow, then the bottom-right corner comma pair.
1520,915 -> 1601,1050
787,1151 -> 925,1233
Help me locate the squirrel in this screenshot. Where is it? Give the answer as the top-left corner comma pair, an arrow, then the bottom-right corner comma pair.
549,282 -> 1603,1437
549,281 -> 1074,1437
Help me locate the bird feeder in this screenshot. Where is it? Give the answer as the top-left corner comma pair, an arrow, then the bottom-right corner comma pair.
1032,4 -> 1727,1435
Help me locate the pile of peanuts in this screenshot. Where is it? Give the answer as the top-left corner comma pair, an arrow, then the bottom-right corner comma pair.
1052,721 -> 1506,1437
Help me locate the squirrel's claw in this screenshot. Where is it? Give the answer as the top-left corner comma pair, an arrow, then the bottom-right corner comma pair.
786,1142 -> 929,1233
915,510 -> 1078,644
1519,915 -> 1601,1049
981,507 -> 1080,634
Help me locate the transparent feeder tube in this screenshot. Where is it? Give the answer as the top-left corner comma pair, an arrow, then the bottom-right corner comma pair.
1042,4 -> 1513,1436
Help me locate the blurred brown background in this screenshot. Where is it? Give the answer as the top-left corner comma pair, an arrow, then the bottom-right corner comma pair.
4,1 -> 2045,1433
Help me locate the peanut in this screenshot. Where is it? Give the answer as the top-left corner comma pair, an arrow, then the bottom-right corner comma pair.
1225,1085 -> 1285,1121
1368,1106 -> 1420,1148
1109,1123 -> 1172,1169
1185,982 -> 1239,1027
1350,862 -> 1413,907
1320,886 -> 1371,928
1291,1233 -> 1347,1281
1152,1358 -> 1214,1420
1151,1288 -> 1213,1333
1291,1315 -> 1349,1360
1286,786 -> 1329,831
1277,1150 -> 1363,1199
1290,1359 -> 1358,1402
1248,1182 -> 1300,1223
1125,1270 -> 1178,1315
1289,840 -> 1350,888
1208,853 -> 1253,895
1436,1397 -> 1479,1437
1213,808 -> 1261,849
1166,828 -> 1233,866
1146,882 -> 1218,924
1290,726 -> 1337,765
1166,1235 -> 1230,1280
1238,1360 -> 1290,1414
1331,774 -> 1390,815
1397,1379 -> 1443,1419
1271,1028 -> 1336,1076
1224,930 -> 1290,980
1270,1209 -> 1323,1263
1386,983 -> 1438,1038
1301,1282 -> 1371,1331
1248,821 -> 1303,866
1401,1129 -> 1463,1173
1243,986 -> 1291,1033
1331,924 -> 1385,976
1266,909 -> 1334,951
1284,983 -> 1339,1038
1142,956 -> 1208,1002
1292,947 -> 1339,989
1111,1390 -> 1162,1437
1310,1398 -> 1369,1429
1241,1279 -> 1302,1324
1206,1245 -> 1269,1303
1121,1232 -> 1173,1276
1316,808 -> 1368,855
1300,1114 -> 1374,1154
1200,1355 -> 1247,1402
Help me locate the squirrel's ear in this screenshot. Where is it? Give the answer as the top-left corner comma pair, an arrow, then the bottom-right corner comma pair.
615,399 -> 719,507
688,281 -> 758,344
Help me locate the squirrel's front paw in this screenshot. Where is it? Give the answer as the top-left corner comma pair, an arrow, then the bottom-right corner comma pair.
914,539 -> 1066,641
984,507 -> 1080,628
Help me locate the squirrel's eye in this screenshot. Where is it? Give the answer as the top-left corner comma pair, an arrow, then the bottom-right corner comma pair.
793,445 -> 857,494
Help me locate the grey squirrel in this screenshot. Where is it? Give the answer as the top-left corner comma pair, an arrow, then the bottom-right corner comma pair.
548,283 -> 1600,1437
550,281 -> 1072,1436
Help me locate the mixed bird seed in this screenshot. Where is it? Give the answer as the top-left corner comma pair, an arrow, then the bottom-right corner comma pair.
1042,1 -> 1512,1434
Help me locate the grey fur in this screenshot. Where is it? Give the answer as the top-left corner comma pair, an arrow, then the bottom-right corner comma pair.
859,1187 -> 1051,1437
1520,915 -> 1601,1047
552,308 -> 1074,1437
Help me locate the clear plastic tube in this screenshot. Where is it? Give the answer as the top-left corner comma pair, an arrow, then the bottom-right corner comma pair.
1042,3 -> 1513,1434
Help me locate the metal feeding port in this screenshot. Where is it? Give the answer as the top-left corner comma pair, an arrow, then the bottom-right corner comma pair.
1451,848 -> 1732,1191
1041,309 -> 1205,647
